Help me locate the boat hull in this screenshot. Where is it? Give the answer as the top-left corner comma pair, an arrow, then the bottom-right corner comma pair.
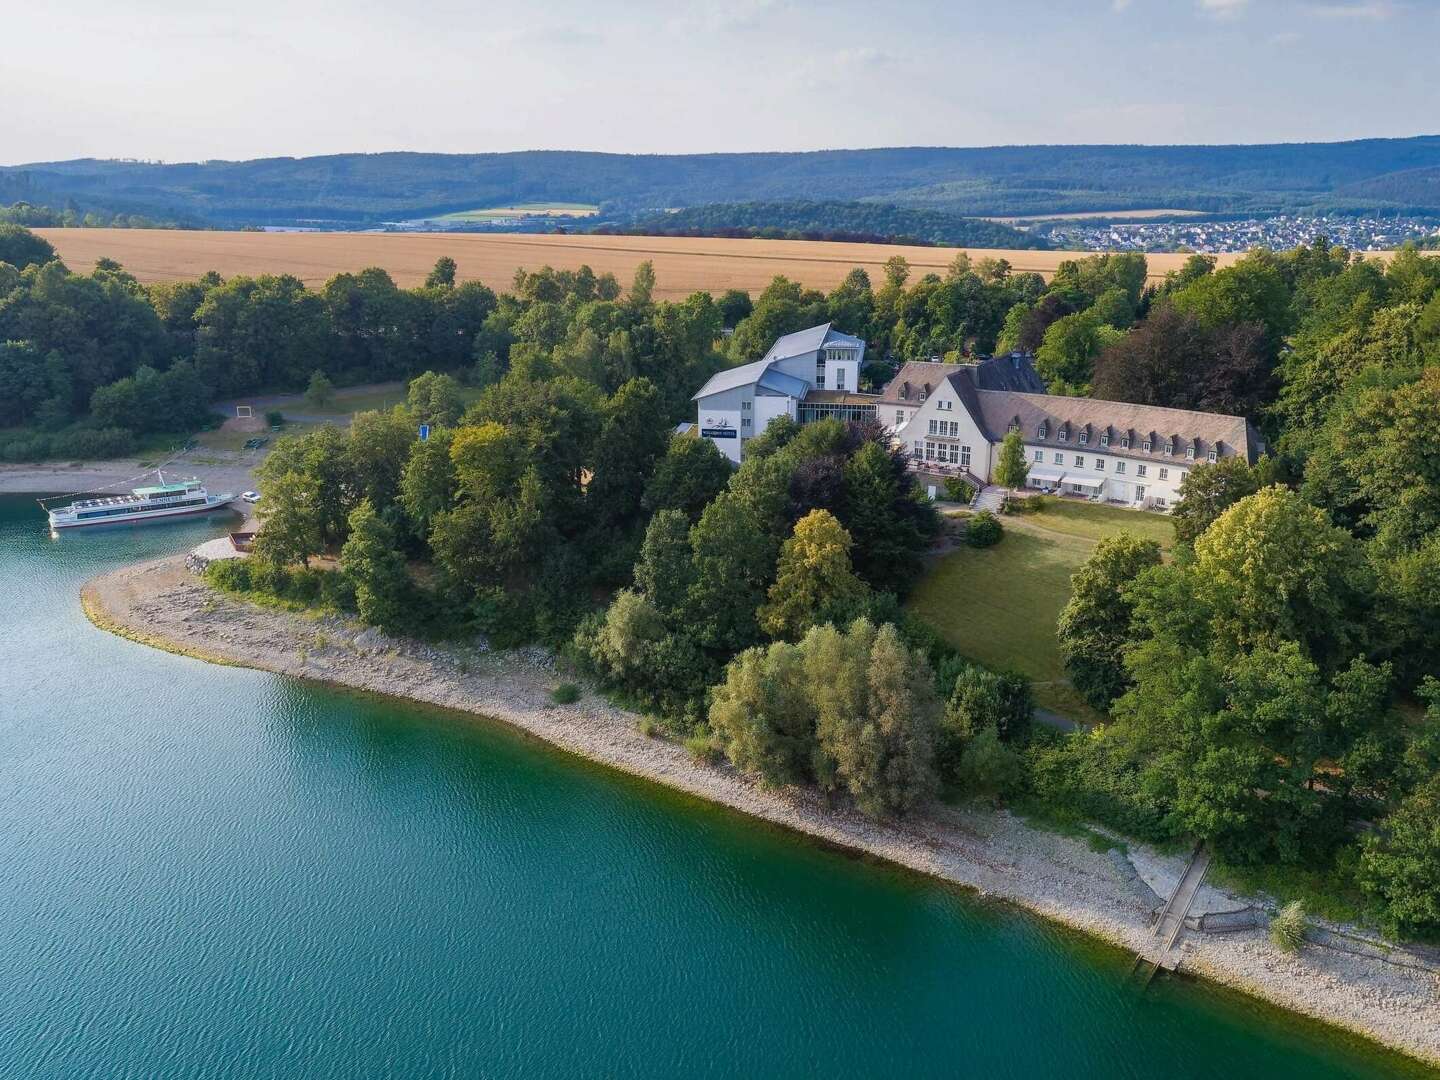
50,497 -> 237,529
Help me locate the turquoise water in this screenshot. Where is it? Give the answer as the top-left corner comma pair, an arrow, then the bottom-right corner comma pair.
0,495 -> 1432,1079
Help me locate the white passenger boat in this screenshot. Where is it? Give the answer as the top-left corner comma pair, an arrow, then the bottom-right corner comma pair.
47,475 -> 238,529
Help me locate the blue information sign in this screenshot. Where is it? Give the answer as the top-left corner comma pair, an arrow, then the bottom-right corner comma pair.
418,424 -> 430,441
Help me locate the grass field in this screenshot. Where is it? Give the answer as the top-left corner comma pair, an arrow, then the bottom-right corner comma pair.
907,499 -> 1174,721
35,229 -> 1284,302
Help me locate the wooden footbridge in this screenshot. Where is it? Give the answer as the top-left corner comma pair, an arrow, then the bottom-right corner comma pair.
1131,843 -> 1212,986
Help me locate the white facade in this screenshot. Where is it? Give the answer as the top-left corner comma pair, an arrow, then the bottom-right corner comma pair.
894,379 -> 992,480
691,323 -> 866,463
1021,444 -> 1190,507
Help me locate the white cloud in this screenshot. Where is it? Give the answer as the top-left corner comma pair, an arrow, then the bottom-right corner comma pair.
1302,1 -> 1397,17
1197,0 -> 1250,16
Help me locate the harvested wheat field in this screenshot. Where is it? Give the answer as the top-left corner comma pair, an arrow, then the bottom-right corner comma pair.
38,228 -> 1308,301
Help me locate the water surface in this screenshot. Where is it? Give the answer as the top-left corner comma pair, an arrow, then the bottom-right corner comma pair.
0,495 -> 1431,1079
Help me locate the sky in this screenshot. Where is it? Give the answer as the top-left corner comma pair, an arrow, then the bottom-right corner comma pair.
3,0 -> 1437,165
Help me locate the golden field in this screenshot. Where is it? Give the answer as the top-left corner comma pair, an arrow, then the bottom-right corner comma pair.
39,228 -> 1286,301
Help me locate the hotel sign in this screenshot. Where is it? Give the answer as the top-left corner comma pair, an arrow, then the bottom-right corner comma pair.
701,416 -> 737,439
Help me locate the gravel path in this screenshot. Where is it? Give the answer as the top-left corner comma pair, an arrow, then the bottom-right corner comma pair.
0,452 -> 259,496
82,556 -> 1440,1068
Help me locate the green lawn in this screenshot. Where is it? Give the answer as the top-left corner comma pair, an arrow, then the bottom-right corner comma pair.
908,499 -> 1175,721
1021,498 -> 1174,549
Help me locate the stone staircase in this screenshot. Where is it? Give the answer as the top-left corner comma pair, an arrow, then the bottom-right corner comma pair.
970,485 -> 1006,513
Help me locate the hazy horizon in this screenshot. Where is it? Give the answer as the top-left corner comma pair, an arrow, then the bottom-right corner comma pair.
5,0 -> 1438,167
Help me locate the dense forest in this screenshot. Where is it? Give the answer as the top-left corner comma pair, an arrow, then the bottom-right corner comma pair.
612,201 -> 1047,249
6,136 -> 1440,226
4,220 -> 1437,935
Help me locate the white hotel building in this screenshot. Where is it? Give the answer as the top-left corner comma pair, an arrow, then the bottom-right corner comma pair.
693,325 -> 1264,508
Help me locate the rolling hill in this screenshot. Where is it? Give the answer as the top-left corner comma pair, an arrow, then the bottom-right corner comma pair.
4,136 -> 1440,227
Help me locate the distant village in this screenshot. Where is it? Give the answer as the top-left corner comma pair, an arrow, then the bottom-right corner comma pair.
1042,213 -> 1438,253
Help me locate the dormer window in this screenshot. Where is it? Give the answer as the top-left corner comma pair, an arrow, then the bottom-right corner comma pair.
1037,422 -> 1047,439
1142,439 -> 1151,452
1207,449 -> 1218,463
1079,430 -> 1088,446
1058,426 -> 1068,443
1186,446 -> 1195,461
920,384 -> 929,402
1120,436 -> 1130,449
1164,440 -> 1174,455
1100,432 -> 1109,447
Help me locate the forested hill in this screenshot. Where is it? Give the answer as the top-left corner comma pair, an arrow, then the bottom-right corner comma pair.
5,136 -> 1440,226
616,201 -> 1048,249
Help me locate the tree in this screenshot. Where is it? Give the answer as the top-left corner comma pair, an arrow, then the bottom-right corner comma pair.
840,439 -> 936,596
641,435 -> 733,520
993,427 -> 1029,490
340,500 -> 411,630
399,427 -> 456,542
347,406 -> 416,510
882,255 -> 911,288
812,620 -> 940,818
252,469 -> 324,568
424,256 -> 457,289
1034,310 -> 1112,395
758,510 -> 867,640
1057,534 -> 1164,712
685,492 -> 778,654
633,510 -> 694,619
709,642 -> 816,788
629,259 -> 656,306
1190,486 -> 1373,670
406,370 -> 465,428
937,663 -> 1033,774
0,224 -> 56,269
1358,775 -> 1440,935
305,369 -> 335,409
955,727 -> 1025,806
1170,456 -> 1268,545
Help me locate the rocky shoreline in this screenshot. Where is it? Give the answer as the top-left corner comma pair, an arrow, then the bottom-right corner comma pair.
82,555 -> 1440,1068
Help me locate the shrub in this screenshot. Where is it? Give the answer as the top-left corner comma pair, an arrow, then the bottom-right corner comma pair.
266,410 -> 285,426
943,476 -> 974,503
51,426 -> 136,460
1269,900 -> 1307,952
684,729 -> 722,764
551,682 -> 581,705
966,510 -> 1003,547
205,559 -> 253,592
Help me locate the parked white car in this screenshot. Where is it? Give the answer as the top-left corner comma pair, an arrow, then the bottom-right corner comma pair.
241,491 -> 261,503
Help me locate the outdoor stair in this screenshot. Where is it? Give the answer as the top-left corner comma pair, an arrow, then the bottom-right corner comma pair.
971,485 -> 1006,513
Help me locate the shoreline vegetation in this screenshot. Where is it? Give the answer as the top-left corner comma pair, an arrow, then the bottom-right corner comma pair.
82,555 -> 1440,1069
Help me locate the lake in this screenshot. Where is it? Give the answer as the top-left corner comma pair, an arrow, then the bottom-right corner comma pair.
0,495 -> 1430,1079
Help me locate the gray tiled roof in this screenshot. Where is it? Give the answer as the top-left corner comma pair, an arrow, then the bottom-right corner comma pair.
972,391 -> 1264,464
877,361 -> 967,405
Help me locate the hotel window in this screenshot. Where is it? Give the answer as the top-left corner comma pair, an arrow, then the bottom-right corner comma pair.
1033,450 -> 1043,462
1186,446 -> 1195,461
960,445 -> 972,468
1095,458 -> 1105,471
1142,440 -> 1151,452
1037,423 -> 1047,439
1100,433 -> 1109,447
928,419 -> 937,435
741,400 -> 751,411
815,366 -> 825,389
1058,427 -> 1068,442
1207,450 -> 1218,463
1159,468 -> 1169,480
938,399 -> 952,411
1074,455 -> 1084,467
1164,440 -> 1174,455
1115,461 -> 1126,475
913,441 -> 923,457
895,410 -> 905,426
835,368 -> 847,390
948,421 -> 960,437
1053,453 -> 1063,464
1079,431 -> 1088,446
1120,436 -> 1130,449
1137,465 -> 1148,477
742,417 -> 751,429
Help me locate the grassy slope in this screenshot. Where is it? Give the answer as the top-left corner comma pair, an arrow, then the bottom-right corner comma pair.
906,499 -> 1173,720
